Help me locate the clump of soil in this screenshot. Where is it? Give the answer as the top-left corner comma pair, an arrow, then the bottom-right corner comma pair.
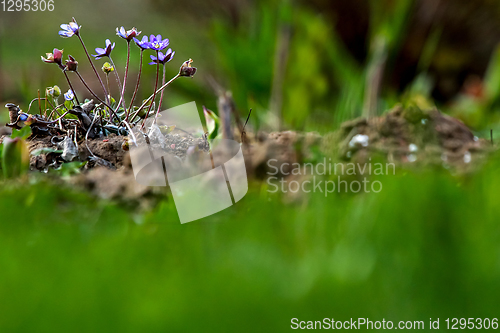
243,131 -> 322,179
241,105 -> 494,179
326,105 -> 493,172
20,134 -> 129,171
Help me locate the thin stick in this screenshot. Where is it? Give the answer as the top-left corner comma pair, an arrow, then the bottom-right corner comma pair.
27,97 -> 48,114
37,89 -> 42,116
241,108 -> 252,145
47,103 -> 66,120
243,108 -> 252,131
85,113 -> 99,158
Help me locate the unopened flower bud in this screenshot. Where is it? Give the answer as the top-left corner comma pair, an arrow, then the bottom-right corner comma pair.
46,85 -> 61,98
102,62 -> 114,74
179,59 -> 197,77
64,55 -> 78,72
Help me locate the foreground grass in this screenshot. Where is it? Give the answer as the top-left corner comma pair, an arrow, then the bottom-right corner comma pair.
0,154 -> 500,332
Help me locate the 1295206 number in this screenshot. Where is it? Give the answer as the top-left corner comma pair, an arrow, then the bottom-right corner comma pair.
2,0 -> 54,11
445,318 -> 498,330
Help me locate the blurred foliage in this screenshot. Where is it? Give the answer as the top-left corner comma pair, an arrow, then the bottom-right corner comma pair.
1,127 -> 31,178
208,0 -> 500,132
0,153 -> 500,330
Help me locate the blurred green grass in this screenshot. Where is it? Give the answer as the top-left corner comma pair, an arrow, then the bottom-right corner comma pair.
1,152 -> 500,331
1,0 -> 500,331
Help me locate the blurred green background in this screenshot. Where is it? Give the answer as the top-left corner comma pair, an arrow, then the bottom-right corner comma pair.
1,0 -> 500,331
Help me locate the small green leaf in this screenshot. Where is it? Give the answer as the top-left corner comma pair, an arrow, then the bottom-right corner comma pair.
64,100 -> 74,110
11,126 -> 32,140
51,161 -> 87,177
31,147 -> 63,156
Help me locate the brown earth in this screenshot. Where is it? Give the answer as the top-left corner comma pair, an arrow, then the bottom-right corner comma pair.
0,106 -> 495,204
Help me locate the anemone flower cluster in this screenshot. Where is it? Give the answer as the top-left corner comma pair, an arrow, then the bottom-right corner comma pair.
38,17 -> 197,136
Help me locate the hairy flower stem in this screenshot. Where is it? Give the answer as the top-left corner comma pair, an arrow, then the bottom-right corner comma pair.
75,71 -> 119,122
130,73 -> 180,125
140,50 -> 160,130
106,73 -> 111,107
63,71 -> 80,105
155,65 -> 166,122
76,34 -> 108,101
119,41 -> 131,111
126,49 -> 144,122
109,56 -> 127,112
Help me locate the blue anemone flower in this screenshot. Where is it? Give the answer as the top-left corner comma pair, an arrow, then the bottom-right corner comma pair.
133,36 -> 150,50
149,49 -> 175,65
59,18 -> 80,38
64,89 -> 74,101
148,35 -> 169,51
92,39 -> 115,60
116,26 -> 141,41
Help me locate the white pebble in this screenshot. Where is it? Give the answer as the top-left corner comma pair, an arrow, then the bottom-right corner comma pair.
349,134 -> 369,148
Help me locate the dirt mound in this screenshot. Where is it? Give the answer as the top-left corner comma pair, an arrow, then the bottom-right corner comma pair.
1,106 -> 494,205
329,105 -> 493,171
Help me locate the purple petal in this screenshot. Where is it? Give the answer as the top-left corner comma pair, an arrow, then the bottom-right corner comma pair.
150,55 -> 157,61
120,27 -> 126,36
59,31 -> 73,37
69,22 -> 79,32
60,24 -> 70,30
156,35 -> 162,42
148,61 -> 157,65
150,34 -> 156,43
95,48 -> 106,54
105,39 -> 111,47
